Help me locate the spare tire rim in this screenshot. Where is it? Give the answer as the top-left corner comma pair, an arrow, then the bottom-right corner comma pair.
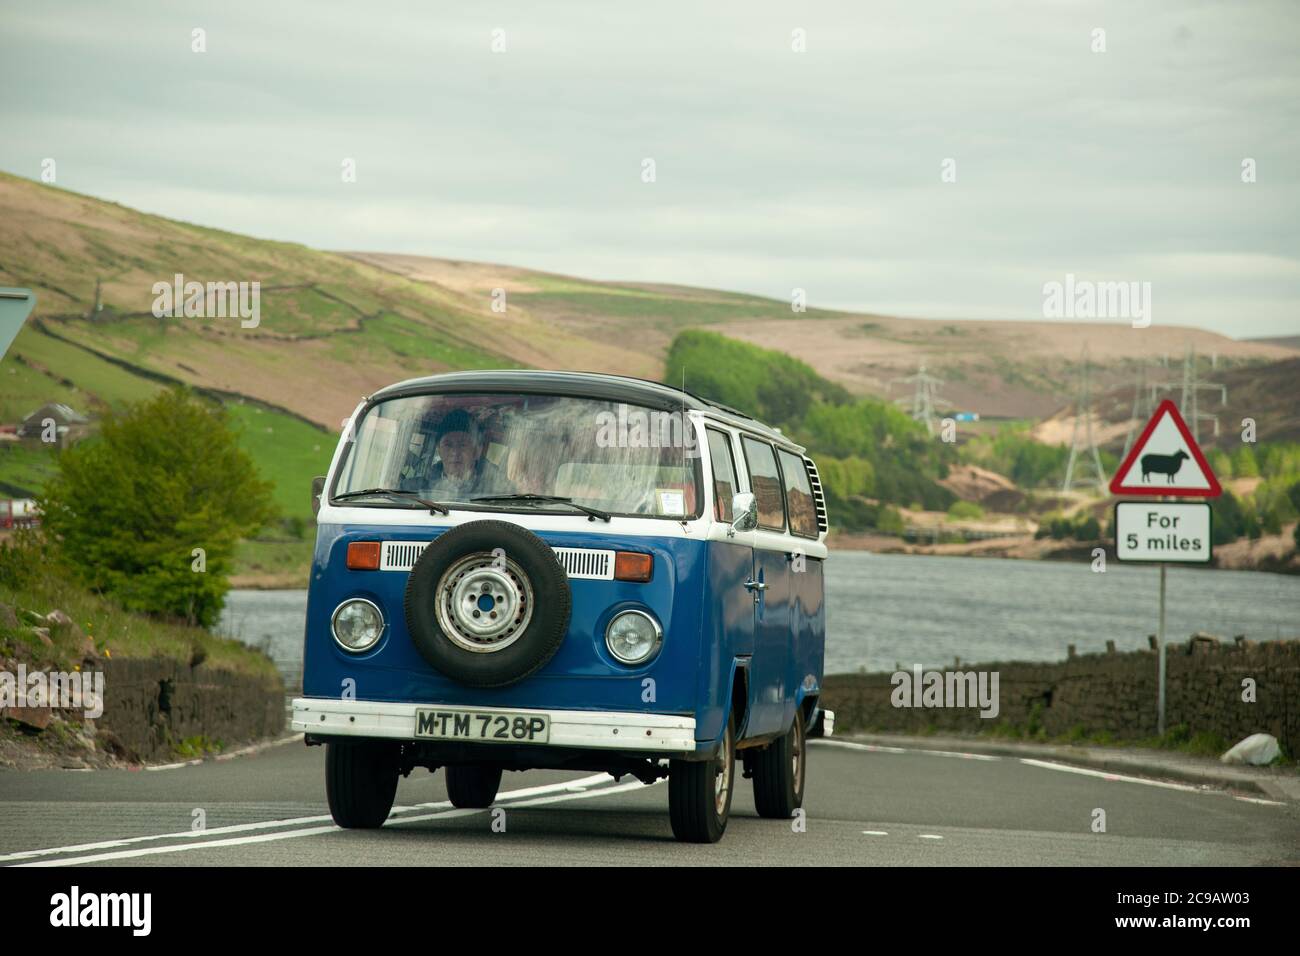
435,551 -> 535,653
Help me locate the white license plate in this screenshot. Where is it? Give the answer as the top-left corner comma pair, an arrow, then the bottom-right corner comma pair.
415,708 -> 550,744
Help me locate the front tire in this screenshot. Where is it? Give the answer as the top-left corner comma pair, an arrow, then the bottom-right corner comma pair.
325,740 -> 400,829
751,712 -> 806,818
669,715 -> 734,843
445,765 -> 503,808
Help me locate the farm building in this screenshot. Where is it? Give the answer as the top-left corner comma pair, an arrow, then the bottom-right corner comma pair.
17,402 -> 89,444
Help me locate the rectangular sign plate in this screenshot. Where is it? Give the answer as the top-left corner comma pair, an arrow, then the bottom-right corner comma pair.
415,707 -> 550,744
1114,501 -> 1212,563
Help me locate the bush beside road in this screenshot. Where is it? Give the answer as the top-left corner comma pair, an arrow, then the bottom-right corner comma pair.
0,388 -> 287,769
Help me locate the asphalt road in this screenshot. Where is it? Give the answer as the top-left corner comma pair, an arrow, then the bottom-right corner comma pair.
1,737 -> 1297,866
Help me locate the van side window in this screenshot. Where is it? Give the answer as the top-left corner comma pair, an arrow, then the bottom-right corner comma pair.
706,428 -> 738,522
741,437 -> 786,531
778,449 -> 818,538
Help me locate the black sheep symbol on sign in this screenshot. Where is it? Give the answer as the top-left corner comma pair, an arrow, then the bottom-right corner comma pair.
1140,449 -> 1190,483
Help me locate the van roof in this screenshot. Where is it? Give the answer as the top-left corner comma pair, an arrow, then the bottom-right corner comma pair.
369,369 -> 801,450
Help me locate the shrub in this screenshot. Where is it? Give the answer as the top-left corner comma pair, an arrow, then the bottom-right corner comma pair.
39,388 -> 276,626
946,500 -> 984,521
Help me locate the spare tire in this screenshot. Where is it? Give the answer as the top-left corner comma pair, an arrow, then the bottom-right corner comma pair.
404,520 -> 571,687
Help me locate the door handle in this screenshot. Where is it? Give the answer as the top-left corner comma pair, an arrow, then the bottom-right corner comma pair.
744,579 -> 768,592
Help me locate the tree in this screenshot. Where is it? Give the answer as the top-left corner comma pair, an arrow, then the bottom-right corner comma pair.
40,388 -> 276,626
1210,491 -> 1244,545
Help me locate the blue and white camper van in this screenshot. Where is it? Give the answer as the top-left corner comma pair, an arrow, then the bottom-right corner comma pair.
293,370 -> 831,843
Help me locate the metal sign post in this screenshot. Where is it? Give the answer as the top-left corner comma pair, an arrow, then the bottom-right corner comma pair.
1157,562 -> 1167,737
1111,400 -> 1220,740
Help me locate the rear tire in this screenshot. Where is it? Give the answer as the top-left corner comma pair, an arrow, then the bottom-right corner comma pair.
325,740 -> 400,829
669,715 -> 734,843
751,712 -> 806,819
445,765 -> 503,808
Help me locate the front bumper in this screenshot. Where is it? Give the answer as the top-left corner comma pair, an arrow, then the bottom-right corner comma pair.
291,697 -> 697,753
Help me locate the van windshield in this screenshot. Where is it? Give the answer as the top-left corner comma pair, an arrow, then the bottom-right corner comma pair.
333,392 -> 703,519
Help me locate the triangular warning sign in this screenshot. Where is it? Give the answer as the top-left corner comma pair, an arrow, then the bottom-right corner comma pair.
1110,399 -> 1222,498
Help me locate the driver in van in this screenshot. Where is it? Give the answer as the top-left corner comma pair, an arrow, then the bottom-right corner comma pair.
401,408 -> 516,499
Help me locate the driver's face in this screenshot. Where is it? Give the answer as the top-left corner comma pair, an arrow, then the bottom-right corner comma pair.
437,431 -> 477,478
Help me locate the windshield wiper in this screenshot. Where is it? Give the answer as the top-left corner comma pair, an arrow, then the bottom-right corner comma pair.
333,488 -> 451,515
471,493 -> 612,522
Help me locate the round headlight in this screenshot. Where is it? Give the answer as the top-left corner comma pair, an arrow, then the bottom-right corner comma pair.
332,598 -> 385,652
605,610 -> 662,665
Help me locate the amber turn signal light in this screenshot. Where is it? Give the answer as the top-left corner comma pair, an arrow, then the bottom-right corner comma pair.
613,551 -> 653,582
347,541 -> 382,570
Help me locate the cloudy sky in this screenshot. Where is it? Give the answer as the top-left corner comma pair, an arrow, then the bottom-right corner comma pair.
2,0 -> 1297,337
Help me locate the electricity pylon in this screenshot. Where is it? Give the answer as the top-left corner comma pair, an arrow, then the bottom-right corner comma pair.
892,362 -> 947,436
1149,344 -> 1226,443
1121,363 -> 1155,461
1061,348 -> 1107,494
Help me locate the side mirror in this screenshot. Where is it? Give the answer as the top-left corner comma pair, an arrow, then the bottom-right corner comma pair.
311,476 -> 326,517
729,492 -> 758,536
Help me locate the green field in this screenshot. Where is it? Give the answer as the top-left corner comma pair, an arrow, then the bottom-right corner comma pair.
225,404 -> 334,523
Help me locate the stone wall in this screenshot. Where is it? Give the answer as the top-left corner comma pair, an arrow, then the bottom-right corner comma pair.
97,657 -> 284,762
823,638 -> 1299,756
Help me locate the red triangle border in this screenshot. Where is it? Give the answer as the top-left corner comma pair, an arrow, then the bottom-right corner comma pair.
1109,399 -> 1222,498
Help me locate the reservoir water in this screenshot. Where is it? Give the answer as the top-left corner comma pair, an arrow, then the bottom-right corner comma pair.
218,552 -> 1300,689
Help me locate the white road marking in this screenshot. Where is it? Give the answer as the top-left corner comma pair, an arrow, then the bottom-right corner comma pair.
0,772 -> 615,864
1019,758 -> 1286,805
818,742 -> 1285,806
918,834 -> 944,840
144,758 -> 204,772
213,734 -> 305,761
812,739 -> 999,761
81,734 -> 306,773
861,830 -> 889,836
18,779 -> 654,867
816,740 -> 907,755
1233,794 -> 1287,806
482,778 -> 663,811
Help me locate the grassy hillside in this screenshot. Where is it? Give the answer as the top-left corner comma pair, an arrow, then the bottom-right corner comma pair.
4,172 -> 1295,567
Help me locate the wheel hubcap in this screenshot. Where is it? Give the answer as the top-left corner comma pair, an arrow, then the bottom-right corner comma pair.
714,730 -> 733,817
792,719 -> 805,793
436,552 -> 534,653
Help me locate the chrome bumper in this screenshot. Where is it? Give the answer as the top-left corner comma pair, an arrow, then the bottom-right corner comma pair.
291,697 -> 698,752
